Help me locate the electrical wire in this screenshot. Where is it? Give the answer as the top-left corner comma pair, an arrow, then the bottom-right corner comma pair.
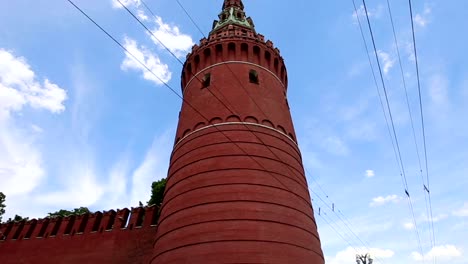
69,0 -> 390,261
114,0 -> 314,205
385,0 -> 435,260
167,1 -> 388,262
360,0 -> 425,261
66,0 -> 310,211
408,0 -> 436,258
351,0 -> 403,185
116,2 -> 382,261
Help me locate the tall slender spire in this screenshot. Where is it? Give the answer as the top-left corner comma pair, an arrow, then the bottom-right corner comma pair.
211,0 -> 254,34
223,0 -> 244,10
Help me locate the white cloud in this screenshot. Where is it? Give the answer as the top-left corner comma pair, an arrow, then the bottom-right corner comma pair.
26,79 -> 67,113
130,131 -> 172,206
431,214 -> 448,222
414,6 -> 432,27
149,16 -> 194,58
428,74 -> 449,107
0,49 -> 66,202
121,37 -> 172,85
2,61 -> 101,219
404,41 -> 416,62
0,49 -> 67,118
0,83 -> 25,120
370,194 -> 401,207
31,124 -> 43,133
417,213 -> 448,223
414,14 -> 427,27
411,245 -> 462,261
352,4 -> 384,23
103,156 -> 130,209
453,202 -> 468,217
0,122 -> 45,196
327,246 -> 394,264
36,154 -> 132,212
377,50 -> 395,75
403,221 -> 415,230
365,169 -> 375,178
323,136 -> 349,156
35,165 -> 105,208
111,0 -> 141,9
137,9 -> 149,21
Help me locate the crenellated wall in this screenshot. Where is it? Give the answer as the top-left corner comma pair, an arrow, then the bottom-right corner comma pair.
181,26 -> 288,92
0,206 -> 158,264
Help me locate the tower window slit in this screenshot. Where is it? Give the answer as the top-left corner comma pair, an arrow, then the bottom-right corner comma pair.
241,43 -> 248,60
215,44 -> 223,62
249,70 -> 259,84
253,46 -> 260,64
202,73 -> 211,88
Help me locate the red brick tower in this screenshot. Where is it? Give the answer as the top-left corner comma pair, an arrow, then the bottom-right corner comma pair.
151,1 -> 324,263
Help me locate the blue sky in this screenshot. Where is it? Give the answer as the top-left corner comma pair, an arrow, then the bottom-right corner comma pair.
0,0 -> 467,263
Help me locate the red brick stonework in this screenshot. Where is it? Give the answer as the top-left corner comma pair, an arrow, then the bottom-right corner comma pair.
151,1 -> 324,263
0,207 -> 158,263
0,1 -> 324,263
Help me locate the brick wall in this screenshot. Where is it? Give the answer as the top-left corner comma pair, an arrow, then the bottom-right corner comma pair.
0,206 -> 158,264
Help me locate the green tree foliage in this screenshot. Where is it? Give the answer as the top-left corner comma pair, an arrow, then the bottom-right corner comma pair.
0,192 -> 5,222
48,207 -> 91,218
6,215 -> 29,223
356,254 -> 373,264
1,178 -> 164,224
148,178 -> 167,206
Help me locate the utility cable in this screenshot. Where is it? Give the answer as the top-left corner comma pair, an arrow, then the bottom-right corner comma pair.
175,0 -> 205,38
74,0 -> 386,258
65,7 -> 330,256
65,6 -> 330,257
385,0 -> 435,259
66,0 -> 310,212
121,1 -> 381,259
114,0 -> 314,206
351,0 -> 403,182
318,209 -> 370,263
408,0 -> 436,257
360,0 -> 425,261
169,1 -> 388,262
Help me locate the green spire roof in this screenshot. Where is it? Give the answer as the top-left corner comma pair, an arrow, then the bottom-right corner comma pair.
211,0 -> 255,33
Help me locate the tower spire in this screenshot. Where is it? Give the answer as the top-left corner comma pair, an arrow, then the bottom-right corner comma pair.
212,0 -> 253,34
223,0 -> 244,10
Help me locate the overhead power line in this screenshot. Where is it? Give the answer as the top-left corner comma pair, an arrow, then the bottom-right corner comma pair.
351,0 -> 403,182
69,0 -> 388,261
168,1 -> 388,263
66,5 -> 335,252
358,0 -> 426,261
66,0 -> 311,212
408,0 -> 436,259
114,0 -> 322,209
384,0 -> 423,174
384,0 -> 435,261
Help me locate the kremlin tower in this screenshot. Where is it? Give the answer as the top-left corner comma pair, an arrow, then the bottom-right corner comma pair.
0,1 -> 325,263
151,0 -> 325,263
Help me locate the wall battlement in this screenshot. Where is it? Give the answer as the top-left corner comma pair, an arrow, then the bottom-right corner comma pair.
0,206 -> 158,264
182,26 -> 288,92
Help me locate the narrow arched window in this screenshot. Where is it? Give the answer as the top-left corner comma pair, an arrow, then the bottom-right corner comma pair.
215,44 -> 223,62
228,42 -> 236,60
253,46 -> 260,64
241,43 -> 248,60
265,51 -> 271,66
202,73 -> 211,88
249,70 -> 259,84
